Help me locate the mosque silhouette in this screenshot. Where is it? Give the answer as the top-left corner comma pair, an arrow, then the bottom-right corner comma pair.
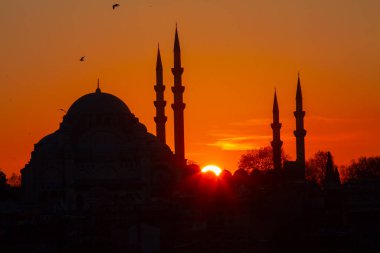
0,27 -> 377,253
21,26 -> 317,210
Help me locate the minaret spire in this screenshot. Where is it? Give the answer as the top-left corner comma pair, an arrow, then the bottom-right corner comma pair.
293,73 -> 307,170
154,44 -> 167,144
174,25 -> 181,67
271,89 -> 283,171
273,88 -> 279,114
171,25 -> 186,164
96,78 -> 101,93
296,72 -> 302,111
156,44 -> 163,71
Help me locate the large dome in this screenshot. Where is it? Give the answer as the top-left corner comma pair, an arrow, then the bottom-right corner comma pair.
66,89 -> 131,117
61,89 -> 140,133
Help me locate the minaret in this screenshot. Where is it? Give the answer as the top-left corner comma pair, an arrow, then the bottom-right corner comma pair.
154,45 -> 167,144
171,25 -> 186,164
96,78 -> 101,93
271,90 -> 283,171
293,73 -> 307,168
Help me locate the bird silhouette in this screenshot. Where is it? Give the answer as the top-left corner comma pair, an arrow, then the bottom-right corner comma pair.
112,3 -> 120,9
80,56 -> 85,62
58,109 -> 67,113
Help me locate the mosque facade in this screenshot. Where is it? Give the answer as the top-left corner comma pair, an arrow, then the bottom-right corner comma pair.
21,29 -> 188,210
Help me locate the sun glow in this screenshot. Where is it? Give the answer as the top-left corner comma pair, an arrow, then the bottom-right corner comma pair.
201,165 -> 222,176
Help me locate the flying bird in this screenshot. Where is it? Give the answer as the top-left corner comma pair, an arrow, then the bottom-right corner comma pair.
58,109 -> 67,114
112,3 -> 120,10
80,56 -> 85,62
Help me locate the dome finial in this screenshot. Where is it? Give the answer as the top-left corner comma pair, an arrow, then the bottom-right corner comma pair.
96,78 -> 101,93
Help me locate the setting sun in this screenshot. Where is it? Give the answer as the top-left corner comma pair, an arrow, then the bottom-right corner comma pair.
201,165 -> 222,176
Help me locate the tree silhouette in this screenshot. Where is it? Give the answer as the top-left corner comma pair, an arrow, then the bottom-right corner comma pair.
0,169 -> 8,200
8,173 -> 21,187
341,156 -> 380,182
306,151 -> 336,186
0,169 -> 7,189
238,146 -> 288,174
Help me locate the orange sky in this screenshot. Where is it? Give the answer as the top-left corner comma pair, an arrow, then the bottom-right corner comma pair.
0,0 -> 379,176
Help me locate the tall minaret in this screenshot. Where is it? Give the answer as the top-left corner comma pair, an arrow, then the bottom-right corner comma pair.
293,73 -> 307,167
271,90 -> 283,171
154,45 -> 167,144
171,25 -> 186,163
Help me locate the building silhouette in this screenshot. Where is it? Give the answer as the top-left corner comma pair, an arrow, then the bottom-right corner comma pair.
294,73 -> 307,168
21,27 -> 190,209
154,45 -> 167,144
1,27 -> 378,253
21,82 -> 178,207
171,26 -> 186,165
271,75 -> 307,179
271,89 -> 282,171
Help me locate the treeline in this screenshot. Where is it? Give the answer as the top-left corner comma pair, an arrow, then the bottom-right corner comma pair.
340,156 -> 380,182
0,170 -> 21,200
237,146 -> 380,186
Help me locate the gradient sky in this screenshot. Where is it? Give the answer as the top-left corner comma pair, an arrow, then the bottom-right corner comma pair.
0,0 -> 379,176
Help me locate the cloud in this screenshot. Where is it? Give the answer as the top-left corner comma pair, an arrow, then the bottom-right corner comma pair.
204,115 -> 372,152
307,132 -> 361,142
207,134 -> 272,151
228,118 -> 271,127
307,115 -> 357,123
